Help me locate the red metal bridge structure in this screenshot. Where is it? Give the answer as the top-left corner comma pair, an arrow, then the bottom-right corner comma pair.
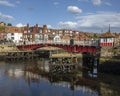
16,40 -> 100,53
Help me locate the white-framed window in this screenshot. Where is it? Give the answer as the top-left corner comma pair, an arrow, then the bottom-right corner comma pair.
11,37 -> 14,40
103,38 -> 107,42
39,29 -> 42,33
76,32 -> 79,34
48,29 -> 50,32
54,35 -> 61,42
28,30 -> 30,33
11,33 -> 14,35
30,35 -> 32,38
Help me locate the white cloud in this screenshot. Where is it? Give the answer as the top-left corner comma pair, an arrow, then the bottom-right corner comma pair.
77,12 -> 120,28
91,0 -> 102,5
58,21 -> 78,29
104,2 -> 112,6
0,12 -> 13,20
53,2 -> 59,5
16,23 -> 25,27
47,24 -> 53,29
91,0 -> 112,6
58,12 -> 120,32
67,6 -> 82,14
78,0 -> 88,1
78,0 -> 111,6
78,0 -> 102,5
16,1 -> 20,4
0,0 -> 14,7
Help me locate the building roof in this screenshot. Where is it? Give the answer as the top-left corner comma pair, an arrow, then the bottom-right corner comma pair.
100,31 -> 115,38
6,26 -> 22,33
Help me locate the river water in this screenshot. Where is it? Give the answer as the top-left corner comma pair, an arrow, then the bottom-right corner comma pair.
0,59 -> 120,96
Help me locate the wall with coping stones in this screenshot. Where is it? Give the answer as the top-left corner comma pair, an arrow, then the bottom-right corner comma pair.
100,46 -> 120,58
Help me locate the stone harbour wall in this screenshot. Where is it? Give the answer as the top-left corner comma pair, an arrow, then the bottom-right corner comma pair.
100,46 -> 120,58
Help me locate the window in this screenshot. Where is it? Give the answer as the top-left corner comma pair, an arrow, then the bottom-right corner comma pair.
39,30 -> 42,33
48,29 -> 50,32
28,30 -> 30,33
11,37 -> 14,40
108,38 -> 113,42
54,35 -> 61,42
76,32 -> 79,34
103,38 -> 107,42
30,35 -> 32,38
11,33 -> 14,35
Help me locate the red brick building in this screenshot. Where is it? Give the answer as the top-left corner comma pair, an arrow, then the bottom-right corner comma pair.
21,24 -> 97,43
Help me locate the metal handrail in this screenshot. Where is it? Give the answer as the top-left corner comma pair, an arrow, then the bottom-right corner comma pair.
16,40 -> 100,47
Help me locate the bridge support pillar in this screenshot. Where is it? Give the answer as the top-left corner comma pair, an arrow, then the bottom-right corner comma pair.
82,51 -> 100,78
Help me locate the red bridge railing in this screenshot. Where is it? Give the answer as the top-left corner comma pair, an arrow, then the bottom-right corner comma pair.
16,40 -> 100,53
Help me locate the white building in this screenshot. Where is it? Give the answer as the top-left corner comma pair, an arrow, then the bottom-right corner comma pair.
53,35 -> 61,42
100,31 -> 115,47
7,33 -> 22,43
6,26 -> 23,43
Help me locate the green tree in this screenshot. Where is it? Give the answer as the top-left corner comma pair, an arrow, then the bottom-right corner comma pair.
0,26 -> 5,30
93,34 -> 98,39
7,23 -> 12,26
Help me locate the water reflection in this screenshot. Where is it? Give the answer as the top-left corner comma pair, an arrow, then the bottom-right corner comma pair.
0,59 -> 120,96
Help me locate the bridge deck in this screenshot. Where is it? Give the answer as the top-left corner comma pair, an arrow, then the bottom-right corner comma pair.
16,40 -> 100,53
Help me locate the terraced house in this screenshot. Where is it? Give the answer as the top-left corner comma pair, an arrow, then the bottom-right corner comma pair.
22,24 -> 95,43
0,22 -> 120,48
5,26 -> 23,43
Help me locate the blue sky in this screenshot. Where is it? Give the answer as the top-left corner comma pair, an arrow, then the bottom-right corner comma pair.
0,0 -> 120,33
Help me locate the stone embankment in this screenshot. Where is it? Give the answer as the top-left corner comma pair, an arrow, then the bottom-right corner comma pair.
0,43 -> 20,60
0,44 -> 19,52
100,46 -> 120,58
99,46 -> 120,75
0,45 -> 82,61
